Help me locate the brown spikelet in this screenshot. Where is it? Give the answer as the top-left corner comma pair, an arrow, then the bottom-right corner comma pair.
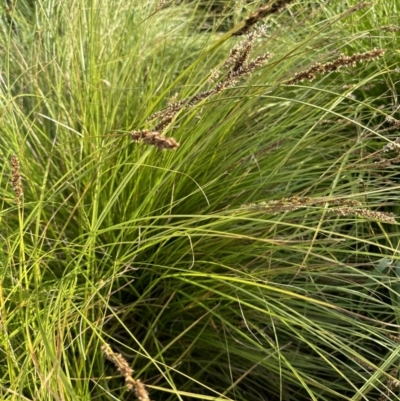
155,0 -> 166,11
367,154 -> 400,169
286,48 -> 385,85
352,356 -> 375,371
358,136 -> 400,170
135,379 -> 151,401
101,344 -> 134,390
241,196 -> 396,223
10,155 -> 23,205
387,333 -> 400,342
328,207 -> 396,224
101,344 -> 152,400
385,116 -> 400,129
242,196 -> 362,214
382,137 -> 400,153
345,1 -> 372,13
381,25 -> 400,32
233,0 -> 295,36
131,130 -> 179,150
378,369 -> 400,401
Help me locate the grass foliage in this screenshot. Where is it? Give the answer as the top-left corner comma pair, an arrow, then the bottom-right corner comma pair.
1,0 -> 400,400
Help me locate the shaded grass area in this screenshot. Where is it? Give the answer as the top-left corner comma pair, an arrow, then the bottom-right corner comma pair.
1,0 -> 400,400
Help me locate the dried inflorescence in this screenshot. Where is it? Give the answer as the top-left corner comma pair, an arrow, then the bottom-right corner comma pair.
361,119 -> 400,168
359,137 -> 400,169
344,1 -> 372,13
242,196 -> 396,224
155,0 -> 166,11
378,369 -> 400,401
328,207 -> 396,224
10,155 -> 23,205
233,0 -> 295,36
352,356 -> 375,371
385,116 -> 400,129
381,25 -> 400,32
101,344 -> 136,391
286,48 -> 385,85
135,379 -> 151,401
387,333 -> 400,343
101,344 -> 151,400
131,130 -> 180,150
243,196 -> 362,214
382,137 -> 400,153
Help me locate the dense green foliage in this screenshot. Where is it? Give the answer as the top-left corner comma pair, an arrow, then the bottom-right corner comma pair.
1,0 -> 400,400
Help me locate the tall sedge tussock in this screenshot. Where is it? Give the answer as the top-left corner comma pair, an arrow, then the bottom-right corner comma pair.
1,0 -> 398,400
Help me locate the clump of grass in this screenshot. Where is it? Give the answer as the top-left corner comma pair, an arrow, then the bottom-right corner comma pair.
1,0 -> 400,401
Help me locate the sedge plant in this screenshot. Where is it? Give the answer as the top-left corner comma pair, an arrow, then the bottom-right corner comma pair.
1,0 -> 400,400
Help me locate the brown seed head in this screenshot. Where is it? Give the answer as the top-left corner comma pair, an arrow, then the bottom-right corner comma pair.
242,196 -> 362,214
101,343 -> 150,396
233,0 -> 295,36
135,379 -> 151,401
101,344 -> 133,378
381,25 -> 400,32
10,155 -> 23,205
286,49 -> 385,85
131,130 -> 179,150
328,207 -> 396,224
